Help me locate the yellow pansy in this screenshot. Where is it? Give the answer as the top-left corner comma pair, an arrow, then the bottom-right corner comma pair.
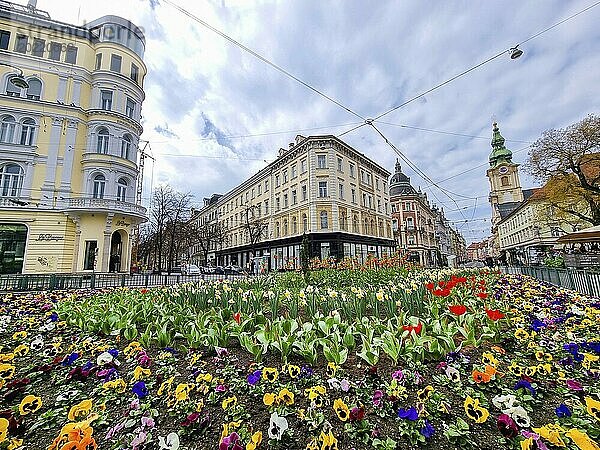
0,364 -> 15,380
157,376 -> 175,396
326,362 -> 337,378
514,329 -> 529,341
132,366 -> 151,381
246,431 -> 262,450
532,424 -> 566,447
333,398 -> 349,422
12,331 -> 27,340
584,396 -> 600,422
482,352 -> 499,368
262,367 -> 278,382
195,372 -> 213,383
68,400 -> 92,421
175,383 -> 194,403
8,438 -> 23,450
222,396 -> 237,410
278,388 -> 294,406
287,365 -> 301,378
583,353 -> 599,370
263,392 -> 276,406
320,430 -> 338,450
464,396 -> 489,423
564,428 -> 600,450
12,344 -> 28,358
103,379 -> 126,393
19,394 -> 42,415
0,418 -> 8,443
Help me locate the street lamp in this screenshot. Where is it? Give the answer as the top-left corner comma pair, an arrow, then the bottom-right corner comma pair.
0,62 -> 30,89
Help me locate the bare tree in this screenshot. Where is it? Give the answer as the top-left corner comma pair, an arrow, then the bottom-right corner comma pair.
165,191 -> 194,273
241,204 -> 269,255
526,114 -> 600,225
186,219 -> 230,265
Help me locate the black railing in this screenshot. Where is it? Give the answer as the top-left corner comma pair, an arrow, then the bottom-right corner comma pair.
0,272 -> 243,292
500,266 -> 600,297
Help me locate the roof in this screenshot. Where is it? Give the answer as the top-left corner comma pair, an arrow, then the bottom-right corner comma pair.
556,225 -> 600,243
497,202 -> 522,220
389,160 -> 416,196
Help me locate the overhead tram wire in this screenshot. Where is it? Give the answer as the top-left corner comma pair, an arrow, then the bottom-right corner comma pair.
160,0 -> 366,122
371,0 -> 600,123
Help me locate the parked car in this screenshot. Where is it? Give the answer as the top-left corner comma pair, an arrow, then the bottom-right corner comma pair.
182,264 -> 201,275
224,265 -> 244,275
214,266 -> 225,275
201,266 -> 215,274
170,266 -> 183,274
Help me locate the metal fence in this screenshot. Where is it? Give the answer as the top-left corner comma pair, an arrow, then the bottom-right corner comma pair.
500,266 -> 600,297
0,273 -> 244,292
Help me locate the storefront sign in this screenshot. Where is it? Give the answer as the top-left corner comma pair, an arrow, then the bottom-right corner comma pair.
36,234 -> 64,241
116,220 -> 131,227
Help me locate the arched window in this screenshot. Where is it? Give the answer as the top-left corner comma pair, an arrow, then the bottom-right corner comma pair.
407,217 -> 414,229
320,211 -> 328,229
26,78 -> 42,100
120,134 -> 132,159
283,219 -> 288,236
379,220 -> 384,236
0,164 -> 24,197
275,221 -> 280,238
501,176 -> 509,187
292,216 -> 298,234
92,173 -> 106,199
302,214 -> 308,232
371,219 -> 375,235
340,212 -> 347,231
353,215 -> 359,233
0,115 -> 16,143
117,178 -> 128,202
5,77 -> 21,97
364,218 -> 368,234
96,127 -> 109,154
20,119 -> 36,146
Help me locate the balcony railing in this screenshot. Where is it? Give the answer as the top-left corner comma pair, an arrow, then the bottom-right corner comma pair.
66,197 -> 146,218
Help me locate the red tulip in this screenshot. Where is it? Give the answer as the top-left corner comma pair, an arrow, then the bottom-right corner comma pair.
485,309 -> 504,321
448,305 -> 467,316
233,313 -> 241,324
425,282 -> 435,291
403,322 -> 423,334
477,292 -> 488,299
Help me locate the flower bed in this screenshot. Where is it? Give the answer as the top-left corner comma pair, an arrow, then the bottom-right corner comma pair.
0,270 -> 598,450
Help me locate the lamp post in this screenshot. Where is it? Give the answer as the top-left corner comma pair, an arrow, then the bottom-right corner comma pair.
0,62 -> 30,89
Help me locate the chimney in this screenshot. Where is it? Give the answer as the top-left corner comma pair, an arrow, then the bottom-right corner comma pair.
288,142 -> 294,149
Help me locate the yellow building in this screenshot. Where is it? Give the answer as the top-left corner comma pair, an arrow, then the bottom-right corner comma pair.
0,1 -> 146,274
191,135 -> 396,269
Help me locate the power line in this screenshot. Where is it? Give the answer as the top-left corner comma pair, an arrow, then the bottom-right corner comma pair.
371,1 -> 600,122
160,0 -> 366,122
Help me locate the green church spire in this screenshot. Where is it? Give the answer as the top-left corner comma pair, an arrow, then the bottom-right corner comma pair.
489,122 -> 513,167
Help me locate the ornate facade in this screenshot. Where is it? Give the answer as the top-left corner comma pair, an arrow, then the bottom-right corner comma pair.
0,1 -> 146,273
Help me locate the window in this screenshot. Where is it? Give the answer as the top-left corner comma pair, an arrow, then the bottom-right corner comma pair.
301,185 -> 307,201
26,78 -> 41,100
95,53 -> 102,70
338,183 -> 344,199
264,200 -> 269,214
276,197 -> 280,211
291,165 -> 297,178
92,174 -> 106,199
283,193 -> 288,208
318,181 -> 328,197
275,175 -> 280,187
251,188 -> 255,199
501,176 -> 509,186
100,90 -> 113,110
117,178 -> 128,202
96,128 -> 109,153
110,54 -> 122,72
131,63 -> 139,83
292,216 -> 298,234
351,188 -> 356,203
0,164 -> 24,197
0,30 -> 10,50
275,222 -> 280,238
65,45 -> 78,64
337,157 -> 343,172
48,42 -> 62,61
120,134 -> 132,159
317,154 -> 327,169
320,211 -> 328,229
301,159 -> 307,173
20,119 -> 35,146
283,169 -> 288,183
292,190 -> 297,204
0,116 -> 16,143
363,193 -> 367,207
283,219 -> 288,235
302,214 -> 308,232
15,35 -> 27,53
126,98 -> 136,119
0,224 -> 27,274
32,38 -> 45,57
376,178 -> 380,190
349,163 -> 355,178
378,199 -> 381,212
258,185 -> 262,195
265,180 -> 269,191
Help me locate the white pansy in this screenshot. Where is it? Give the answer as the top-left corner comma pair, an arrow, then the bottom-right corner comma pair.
158,432 -> 180,450
97,351 -> 114,365
268,411 -> 288,440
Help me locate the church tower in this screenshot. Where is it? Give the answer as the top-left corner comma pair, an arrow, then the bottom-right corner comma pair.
486,122 -> 524,227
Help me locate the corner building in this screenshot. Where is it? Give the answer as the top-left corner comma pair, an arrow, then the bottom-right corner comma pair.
0,1 -> 146,274
192,135 -> 396,269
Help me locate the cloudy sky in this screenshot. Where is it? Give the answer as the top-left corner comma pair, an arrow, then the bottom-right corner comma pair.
34,0 -> 600,242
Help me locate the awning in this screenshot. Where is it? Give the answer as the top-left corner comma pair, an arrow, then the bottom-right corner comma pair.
556,225 -> 600,243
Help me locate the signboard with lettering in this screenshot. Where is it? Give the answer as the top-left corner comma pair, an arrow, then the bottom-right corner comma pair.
36,234 -> 64,241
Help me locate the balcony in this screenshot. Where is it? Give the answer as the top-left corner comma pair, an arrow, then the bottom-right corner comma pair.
65,197 -> 147,220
